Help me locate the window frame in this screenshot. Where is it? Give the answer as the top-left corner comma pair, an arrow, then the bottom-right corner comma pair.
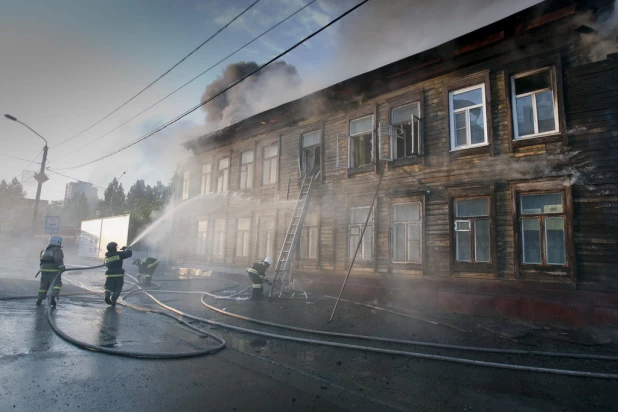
347,206 -> 375,263
262,143 -> 279,186
211,217 -> 227,259
216,157 -> 230,193
510,67 -> 560,141
300,130 -> 322,178
348,115 -> 375,170
448,83 -> 489,151
235,217 -> 252,259
453,197 -> 492,265
257,215 -> 275,261
200,163 -> 212,195
390,201 -> 423,265
196,220 -> 208,256
182,170 -> 190,200
239,150 -> 255,190
390,102 -> 422,161
299,211 -> 319,261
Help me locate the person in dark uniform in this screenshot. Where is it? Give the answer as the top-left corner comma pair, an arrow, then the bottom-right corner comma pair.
103,242 -> 132,305
132,257 -> 159,286
36,236 -> 66,307
246,257 -> 272,300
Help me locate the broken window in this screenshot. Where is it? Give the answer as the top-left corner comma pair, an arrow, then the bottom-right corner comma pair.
212,218 -> 226,258
519,193 -> 565,265
240,151 -> 254,189
454,198 -> 490,263
391,103 -> 421,159
349,206 -> 373,261
258,216 -> 275,259
182,170 -> 190,200
449,84 -> 487,150
300,212 -> 318,260
512,68 -> 558,139
196,220 -> 208,256
301,131 -> 321,177
236,217 -> 251,257
200,163 -> 212,195
349,116 -> 373,168
262,144 -> 278,185
391,202 -> 422,263
216,158 -> 229,193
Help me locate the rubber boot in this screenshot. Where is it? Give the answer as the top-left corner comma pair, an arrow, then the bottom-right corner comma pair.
50,297 -> 57,307
36,298 -> 42,306
105,292 -> 112,305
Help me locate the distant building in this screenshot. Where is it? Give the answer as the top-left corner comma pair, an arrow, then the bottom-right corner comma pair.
65,181 -> 99,212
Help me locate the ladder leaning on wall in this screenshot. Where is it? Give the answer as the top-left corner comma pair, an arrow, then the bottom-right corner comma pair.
269,172 -> 319,298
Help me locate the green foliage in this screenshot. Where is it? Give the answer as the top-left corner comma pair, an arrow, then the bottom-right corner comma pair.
0,177 -> 26,210
102,178 -> 126,217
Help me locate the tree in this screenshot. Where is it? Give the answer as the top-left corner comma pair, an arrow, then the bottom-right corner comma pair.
102,178 -> 126,217
125,179 -> 172,243
0,177 -> 26,210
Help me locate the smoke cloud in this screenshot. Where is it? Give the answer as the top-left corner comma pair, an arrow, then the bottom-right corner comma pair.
201,61 -> 303,131
575,0 -> 618,63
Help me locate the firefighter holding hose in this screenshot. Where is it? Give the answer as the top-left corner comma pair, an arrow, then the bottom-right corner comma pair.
36,235 -> 66,307
104,242 -> 132,305
246,257 -> 272,300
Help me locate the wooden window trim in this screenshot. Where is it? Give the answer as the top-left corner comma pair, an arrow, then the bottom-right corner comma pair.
233,215 -> 253,265
238,149 -> 255,192
346,203 -> 376,269
260,140 -> 279,189
346,109 -> 376,175
298,125 -> 323,181
448,185 -> 497,276
210,215 -> 227,263
511,180 -> 575,281
215,153 -> 231,193
255,213 -> 276,263
387,195 -> 426,274
444,70 -> 493,159
296,207 -> 321,268
504,53 -> 568,152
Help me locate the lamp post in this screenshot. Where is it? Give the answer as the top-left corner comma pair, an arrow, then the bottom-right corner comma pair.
108,171 -> 126,216
4,114 -> 49,259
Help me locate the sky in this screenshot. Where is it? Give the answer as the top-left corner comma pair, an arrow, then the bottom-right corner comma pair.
0,0 -> 540,202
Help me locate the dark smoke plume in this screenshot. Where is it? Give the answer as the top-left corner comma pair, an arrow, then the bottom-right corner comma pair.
201,61 -> 302,130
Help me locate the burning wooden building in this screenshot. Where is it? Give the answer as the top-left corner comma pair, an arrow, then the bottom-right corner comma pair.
172,0 -> 618,325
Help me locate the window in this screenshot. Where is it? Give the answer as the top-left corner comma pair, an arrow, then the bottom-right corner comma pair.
200,164 -> 212,195
300,212 -> 318,260
349,207 -> 373,261
212,218 -> 226,258
240,151 -> 254,189
349,116 -> 373,168
511,68 -> 558,139
391,202 -> 422,263
196,221 -> 208,256
449,84 -> 487,150
258,216 -> 275,259
262,144 -> 278,185
519,193 -> 565,265
217,158 -> 229,193
391,103 -> 421,159
236,218 -> 251,257
454,198 -> 490,263
301,131 -> 321,177
182,171 -> 190,200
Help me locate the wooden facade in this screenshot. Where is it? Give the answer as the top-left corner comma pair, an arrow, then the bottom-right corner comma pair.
172,0 -> 618,317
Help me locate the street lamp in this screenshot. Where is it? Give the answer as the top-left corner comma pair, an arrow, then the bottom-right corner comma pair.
109,171 -> 126,216
4,114 -> 49,247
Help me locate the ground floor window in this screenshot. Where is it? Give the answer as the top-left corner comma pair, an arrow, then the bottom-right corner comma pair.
236,218 -> 251,257
196,220 -> 208,256
212,218 -> 226,258
349,206 -> 373,261
300,212 -> 318,260
391,202 -> 422,263
454,198 -> 491,263
519,192 -> 566,265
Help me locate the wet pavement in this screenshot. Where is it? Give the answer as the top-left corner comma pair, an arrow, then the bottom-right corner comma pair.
1,261 -> 618,411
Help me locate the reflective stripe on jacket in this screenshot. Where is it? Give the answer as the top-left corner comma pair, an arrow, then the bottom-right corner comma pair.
104,250 -> 132,276
40,246 -> 65,272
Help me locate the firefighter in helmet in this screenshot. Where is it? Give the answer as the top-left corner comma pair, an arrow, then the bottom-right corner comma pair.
103,242 -> 132,305
36,235 -> 66,307
132,257 -> 159,286
246,257 -> 272,300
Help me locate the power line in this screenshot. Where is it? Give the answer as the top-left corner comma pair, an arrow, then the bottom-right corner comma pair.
0,153 -> 42,164
51,0 -> 262,149
63,0 -> 318,157
51,0 -> 369,171
46,168 -> 106,189
21,149 -> 43,172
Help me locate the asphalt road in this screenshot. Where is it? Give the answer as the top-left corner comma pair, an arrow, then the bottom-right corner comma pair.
1,264 -> 618,412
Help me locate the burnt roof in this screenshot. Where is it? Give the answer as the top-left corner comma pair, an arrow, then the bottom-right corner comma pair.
185,0 -> 610,154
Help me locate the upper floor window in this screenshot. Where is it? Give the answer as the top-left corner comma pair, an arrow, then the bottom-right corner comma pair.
262,144 -> 278,185
182,170 -> 190,200
349,206 -> 373,261
391,202 -> 422,263
217,158 -> 229,193
201,163 -> 212,195
240,151 -> 254,189
454,198 -> 490,263
391,103 -> 421,159
301,131 -> 321,177
449,84 -> 487,150
349,116 -> 373,168
511,68 -> 558,139
519,193 -> 565,266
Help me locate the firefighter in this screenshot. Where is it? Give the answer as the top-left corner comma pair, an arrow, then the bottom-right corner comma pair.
104,242 -> 132,306
246,257 -> 272,300
36,235 -> 66,307
132,257 -> 159,286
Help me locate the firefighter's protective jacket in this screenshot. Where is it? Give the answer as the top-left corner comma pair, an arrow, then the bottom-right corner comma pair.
40,246 -> 65,273
247,260 -> 268,279
136,257 -> 159,275
104,250 -> 133,277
